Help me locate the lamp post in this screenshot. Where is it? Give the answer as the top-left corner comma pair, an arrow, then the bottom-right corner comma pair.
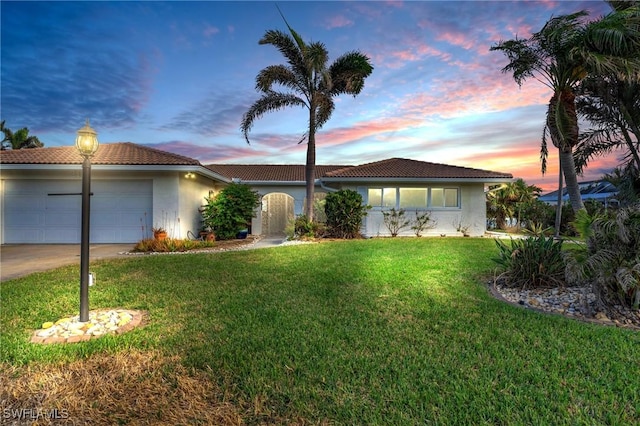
76,120 -> 99,322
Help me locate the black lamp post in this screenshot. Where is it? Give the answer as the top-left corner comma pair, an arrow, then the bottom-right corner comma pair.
76,120 -> 99,322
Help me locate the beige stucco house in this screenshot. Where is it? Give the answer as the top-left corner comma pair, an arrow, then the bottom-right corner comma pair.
0,143 -> 512,243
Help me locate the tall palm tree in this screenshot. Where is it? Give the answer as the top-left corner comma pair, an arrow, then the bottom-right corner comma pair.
1,122 -> 43,150
241,14 -> 373,221
491,6 -> 640,213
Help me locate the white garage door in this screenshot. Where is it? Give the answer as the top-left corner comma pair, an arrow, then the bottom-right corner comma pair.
3,179 -> 153,243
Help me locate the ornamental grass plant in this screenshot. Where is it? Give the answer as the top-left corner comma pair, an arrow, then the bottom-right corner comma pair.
493,235 -> 567,289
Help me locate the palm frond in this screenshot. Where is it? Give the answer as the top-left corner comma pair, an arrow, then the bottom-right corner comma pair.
574,128 -> 623,172
259,29 -> 307,81
540,123 -> 550,175
240,92 -> 306,143
328,51 -> 374,95
256,65 -> 301,94
314,94 -> 335,130
306,41 -> 329,77
490,38 -> 540,87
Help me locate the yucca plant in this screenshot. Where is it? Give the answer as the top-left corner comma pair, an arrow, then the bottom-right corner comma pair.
493,236 -> 566,289
566,205 -> 640,310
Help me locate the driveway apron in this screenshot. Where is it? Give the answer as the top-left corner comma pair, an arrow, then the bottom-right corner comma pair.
0,244 -> 131,282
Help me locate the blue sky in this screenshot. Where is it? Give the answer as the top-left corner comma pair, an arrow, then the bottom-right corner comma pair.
1,0 -> 618,191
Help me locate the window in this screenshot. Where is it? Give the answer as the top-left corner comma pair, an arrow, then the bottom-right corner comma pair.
369,187 -> 459,209
399,188 -> 427,208
368,188 -> 396,207
430,188 -> 459,208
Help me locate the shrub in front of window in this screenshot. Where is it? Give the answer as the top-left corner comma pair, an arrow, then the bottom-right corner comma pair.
412,210 -> 436,237
382,208 -> 412,237
201,183 -> 260,240
325,189 -> 369,239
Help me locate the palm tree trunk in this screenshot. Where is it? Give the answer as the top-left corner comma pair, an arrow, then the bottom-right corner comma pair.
560,148 -> 585,212
305,110 -> 317,222
555,154 -> 563,238
548,90 -> 585,213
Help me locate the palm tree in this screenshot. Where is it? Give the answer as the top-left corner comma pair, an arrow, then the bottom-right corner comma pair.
241,13 -> 373,221
1,121 -> 44,150
491,6 -> 640,214
486,179 -> 541,230
575,75 -> 640,171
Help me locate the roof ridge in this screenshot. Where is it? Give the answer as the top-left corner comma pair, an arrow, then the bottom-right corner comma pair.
130,143 -> 202,165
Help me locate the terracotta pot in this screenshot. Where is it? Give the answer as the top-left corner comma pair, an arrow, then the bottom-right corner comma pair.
154,231 -> 167,241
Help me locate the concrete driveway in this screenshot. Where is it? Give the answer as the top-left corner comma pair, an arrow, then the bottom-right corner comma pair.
0,237 -> 289,282
0,244 -> 132,282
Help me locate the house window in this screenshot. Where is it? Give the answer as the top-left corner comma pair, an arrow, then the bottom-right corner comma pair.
430,188 -> 459,208
368,188 -> 396,207
399,188 -> 428,208
368,187 -> 459,208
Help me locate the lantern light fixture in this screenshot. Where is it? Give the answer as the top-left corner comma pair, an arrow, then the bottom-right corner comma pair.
75,119 -> 99,158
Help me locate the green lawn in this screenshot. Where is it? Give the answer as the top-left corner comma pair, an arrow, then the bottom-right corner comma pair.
1,238 -> 639,424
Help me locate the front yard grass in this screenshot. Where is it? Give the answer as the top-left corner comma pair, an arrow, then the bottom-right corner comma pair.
1,238 -> 639,424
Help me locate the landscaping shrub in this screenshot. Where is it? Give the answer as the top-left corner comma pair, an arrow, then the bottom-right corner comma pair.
201,183 -> 260,240
382,208 -> 411,237
565,205 -> 640,310
411,210 -> 436,237
493,236 -> 566,289
289,214 -> 326,239
132,238 -> 215,253
324,190 -> 369,239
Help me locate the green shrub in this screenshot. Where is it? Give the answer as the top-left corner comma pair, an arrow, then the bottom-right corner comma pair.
132,238 -> 215,253
566,205 -> 640,310
201,183 -> 260,240
290,214 -> 326,239
493,236 -> 566,289
382,208 -> 411,237
324,190 -> 369,239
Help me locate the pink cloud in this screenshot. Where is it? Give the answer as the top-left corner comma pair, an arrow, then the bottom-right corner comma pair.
324,15 -> 354,30
435,31 -> 475,50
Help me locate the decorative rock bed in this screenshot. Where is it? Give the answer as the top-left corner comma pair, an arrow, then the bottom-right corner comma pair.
31,309 -> 145,344
491,282 -> 640,330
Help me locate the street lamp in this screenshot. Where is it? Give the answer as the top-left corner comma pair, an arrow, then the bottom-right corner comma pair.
76,119 -> 99,322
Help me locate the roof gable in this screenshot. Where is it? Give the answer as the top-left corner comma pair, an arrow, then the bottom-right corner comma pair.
0,142 -> 201,166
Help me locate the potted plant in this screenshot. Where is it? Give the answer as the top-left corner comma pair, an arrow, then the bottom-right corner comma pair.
152,227 -> 167,241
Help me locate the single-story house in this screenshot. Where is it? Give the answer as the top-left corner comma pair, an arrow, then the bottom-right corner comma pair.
538,180 -> 619,208
0,142 -> 512,243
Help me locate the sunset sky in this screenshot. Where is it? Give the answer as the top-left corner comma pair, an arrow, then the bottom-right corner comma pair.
1,1 -> 621,192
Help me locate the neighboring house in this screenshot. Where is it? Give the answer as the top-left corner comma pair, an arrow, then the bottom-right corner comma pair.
538,180 -> 619,208
0,143 -> 512,243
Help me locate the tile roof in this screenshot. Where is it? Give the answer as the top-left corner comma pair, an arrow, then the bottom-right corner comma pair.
0,142 -> 201,166
205,164 -> 349,181
324,158 -> 513,179
1,143 -> 513,181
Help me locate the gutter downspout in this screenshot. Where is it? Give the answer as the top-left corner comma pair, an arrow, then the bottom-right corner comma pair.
319,179 -> 339,192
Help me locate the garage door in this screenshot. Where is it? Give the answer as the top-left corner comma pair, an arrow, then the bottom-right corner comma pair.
2,179 -> 153,243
